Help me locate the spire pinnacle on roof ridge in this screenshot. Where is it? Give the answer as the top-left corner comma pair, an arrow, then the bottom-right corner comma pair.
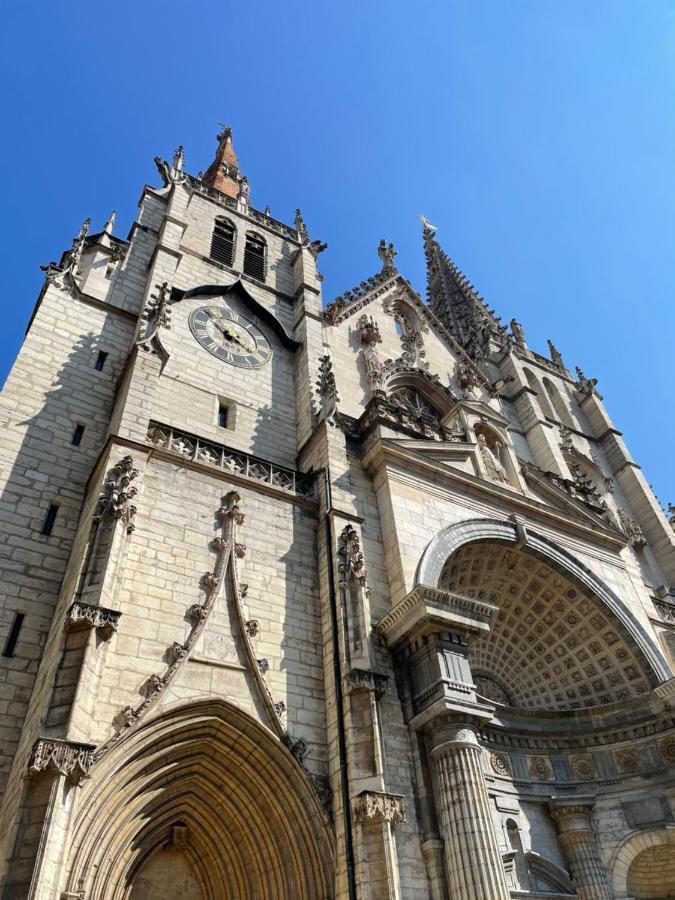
202,124 -> 245,201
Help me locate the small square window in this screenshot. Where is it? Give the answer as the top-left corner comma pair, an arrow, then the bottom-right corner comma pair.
94,351 -> 108,371
71,424 -> 85,446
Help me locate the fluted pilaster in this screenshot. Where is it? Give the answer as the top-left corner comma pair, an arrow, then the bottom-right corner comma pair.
429,718 -> 509,900
549,799 -> 612,900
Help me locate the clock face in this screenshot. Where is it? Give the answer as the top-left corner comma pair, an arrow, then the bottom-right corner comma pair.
189,304 -> 272,368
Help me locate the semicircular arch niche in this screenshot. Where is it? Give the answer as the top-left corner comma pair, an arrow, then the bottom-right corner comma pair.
64,700 -> 335,900
440,541 -> 655,710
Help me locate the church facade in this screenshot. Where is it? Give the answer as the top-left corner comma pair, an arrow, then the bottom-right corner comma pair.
0,128 -> 674,900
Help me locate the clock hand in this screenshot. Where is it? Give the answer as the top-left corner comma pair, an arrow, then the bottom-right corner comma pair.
214,321 -> 256,353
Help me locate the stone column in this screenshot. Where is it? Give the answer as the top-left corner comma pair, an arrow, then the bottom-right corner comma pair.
549,799 -> 612,900
428,716 -> 510,900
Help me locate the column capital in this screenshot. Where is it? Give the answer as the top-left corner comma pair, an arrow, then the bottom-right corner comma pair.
549,796 -> 597,833
352,790 -> 406,826
425,710 -> 493,755
28,738 -> 95,785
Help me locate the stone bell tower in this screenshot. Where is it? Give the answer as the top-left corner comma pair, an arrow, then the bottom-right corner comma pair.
0,125 -> 674,900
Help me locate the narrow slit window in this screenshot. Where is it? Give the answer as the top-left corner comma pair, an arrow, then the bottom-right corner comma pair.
71,424 -> 85,446
2,613 -> 24,658
41,505 -> 59,536
218,405 -> 228,428
94,351 -> 108,371
243,233 -> 266,281
210,218 -> 236,267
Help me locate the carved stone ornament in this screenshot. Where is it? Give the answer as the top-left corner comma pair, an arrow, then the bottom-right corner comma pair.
66,601 -> 120,638
245,618 -> 259,637
95,455 -> 139,534
154,149 -> 187,187
527,756 -> 552,781
357,314 -> 382,344
547,339 -> 565,367
352,790 -> 406,826
559,425 -> 574,453
490,752 -> 511,777
614,748 -> 641,775
315,354 -> 339,418
383,296 -> 429,371
338,524 -> 367,585
569,753 -> 597,781
138,281 -> 172,354
658,735 -> 675,764
510,319 -> 526,348
344,668 -> 388,699
41,217 -> 91,288
668,502 -> 675,530
456,358 -> 479,399
29,738 -> 95,784
476,432 -> 509,484
575,367 -> 598,397
618,507 -> 647,549
377,239 -> 398,277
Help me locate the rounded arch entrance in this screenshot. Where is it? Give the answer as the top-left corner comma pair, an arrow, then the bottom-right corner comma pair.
416,519 -> 670,710
611,828 -> 675,898
65,700 -> 335,900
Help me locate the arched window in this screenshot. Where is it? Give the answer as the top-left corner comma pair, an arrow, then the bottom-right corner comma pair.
209,217 -> 236,267
389,387 -> 441,425
523,367 -> 554,419
543,377 -> 574,428
243,232 -> 266,281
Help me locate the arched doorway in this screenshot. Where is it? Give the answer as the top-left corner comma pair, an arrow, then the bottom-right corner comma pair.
64,700 -> 335,900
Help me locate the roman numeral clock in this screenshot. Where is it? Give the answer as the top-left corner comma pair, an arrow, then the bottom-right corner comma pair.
189,304 -> 272,368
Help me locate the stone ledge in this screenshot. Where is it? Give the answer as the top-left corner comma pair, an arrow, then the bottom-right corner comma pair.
376,584 -> 497,648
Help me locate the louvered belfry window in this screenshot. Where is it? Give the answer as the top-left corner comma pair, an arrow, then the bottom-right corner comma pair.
210,217 -> 236,267
243,232 -> 266,281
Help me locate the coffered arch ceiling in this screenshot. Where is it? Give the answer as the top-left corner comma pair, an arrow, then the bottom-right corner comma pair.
440,541 -> 655,710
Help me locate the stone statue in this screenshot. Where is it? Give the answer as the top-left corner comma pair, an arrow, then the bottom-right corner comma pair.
477,433 -> 509,483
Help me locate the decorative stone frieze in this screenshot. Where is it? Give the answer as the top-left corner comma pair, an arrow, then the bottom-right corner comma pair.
66,601 -> 121,637
146,421 -> 315,500
614,747 -> 640,775
95,455 -> 138,534
490,751 -> 511,776
658,734 -> 675,764
527,756 -> 553,781
344,668 -> 388,698
569,754 -> 597,782
352,790 -> 406,826
29,738 -> 95,784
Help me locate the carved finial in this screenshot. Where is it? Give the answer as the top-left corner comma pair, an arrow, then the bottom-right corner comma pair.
294,208 -> 309,242
547,339 -> 564,367
337,524 -> 367,585
559,425 -> 573,452
316,354 -> 339,417
575,367 -> 598,396
667,502 -> 675,530
216,123 -> 232,144
357,314 -> 381,345
419,214 -> 437,238
103,210 -> 116,235
377,239 -> 398,276
264,205 -> 271,217
172,145 -> 184,172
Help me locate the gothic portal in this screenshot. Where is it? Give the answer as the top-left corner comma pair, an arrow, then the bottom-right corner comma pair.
0,128 -> 674,900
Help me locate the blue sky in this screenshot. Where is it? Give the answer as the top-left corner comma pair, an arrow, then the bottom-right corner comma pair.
1,0 -> 673,504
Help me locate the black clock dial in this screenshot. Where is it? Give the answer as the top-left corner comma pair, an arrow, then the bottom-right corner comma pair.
189,304 -> 272,368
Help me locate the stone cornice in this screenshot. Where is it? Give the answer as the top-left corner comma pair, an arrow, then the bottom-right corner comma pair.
363,437 -> 627,553
377,584 -> 497,648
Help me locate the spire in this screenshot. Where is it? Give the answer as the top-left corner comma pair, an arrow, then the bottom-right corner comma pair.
421,217 -> 505,360
202,125 -> 245,200
103,210 -> 116,235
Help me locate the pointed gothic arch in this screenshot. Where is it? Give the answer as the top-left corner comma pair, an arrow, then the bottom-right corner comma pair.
64,699 -> 335,900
